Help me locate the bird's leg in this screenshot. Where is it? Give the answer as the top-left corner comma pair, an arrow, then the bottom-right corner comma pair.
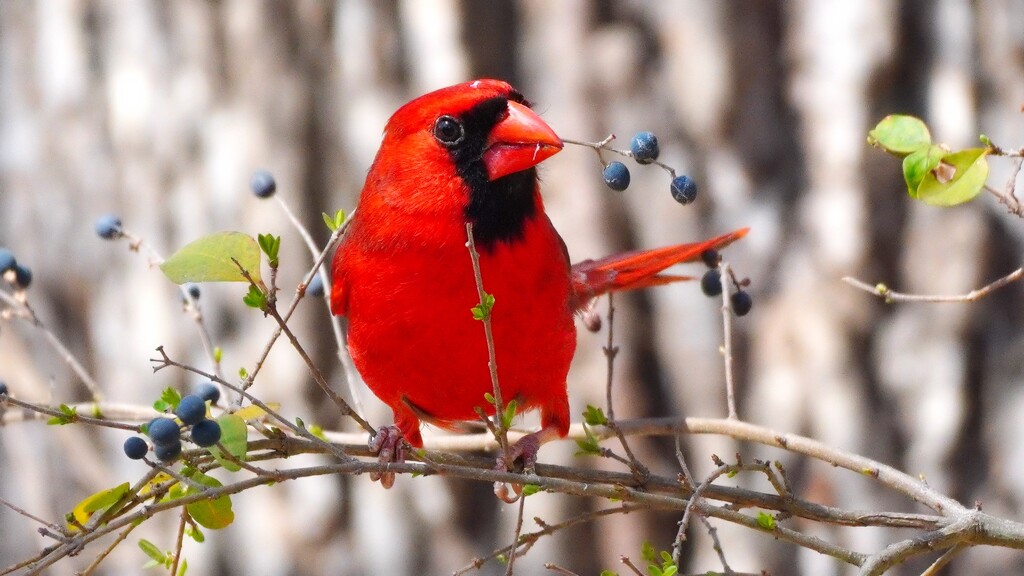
493,426 -> 562,503
368,425 -> 406,489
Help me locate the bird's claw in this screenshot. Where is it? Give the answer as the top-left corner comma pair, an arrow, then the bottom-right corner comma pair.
368,425 -> 405,489
493,433 -> 542,503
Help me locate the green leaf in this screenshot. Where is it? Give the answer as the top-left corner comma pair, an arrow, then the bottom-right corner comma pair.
471,292 -> 496,320
583,404 -> 608,426
483,392 -> 496,406
660,551 -> 673,564
213,347 -> 223,364
641,541 -> 656,563
257,233 -> 281,268
207,414 -> 247,472
661,567 -> 677,576
323,209 -> 346,231
868,114 -> 931,155
177,557 -> 188,576
600,571 -> 619,576
68,482 -> 130,531
238,366 -> 249,380
902,144 -> 946,197
186,525 -> 205,543
182,469 -> 234,529
574,425 -> 601,456
160,232 -> 262,285
153,387 -> 182,412
757,511 -> 776,530
309,423 -> 327,441
502,399 -> 518,429
916,148 -> 989,206
521,484 -> 542,497
242,285 -> 266,309
47,404 -> 78,425
138,539 -> 166,564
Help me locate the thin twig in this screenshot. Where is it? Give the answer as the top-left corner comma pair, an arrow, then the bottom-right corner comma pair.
276,199 -> 367,417
505,496 -> 528,576
0,496 -> 57,530
919,542 -> 969,576
562,135 -> 678,178
697,515 -> 734,575
603,293 -> 649,482
236,217 -> 351,400
169,509 -> 187,576
80,521 -> 140,576
0,290 -> 103,401
233,259 -> 373,435
464,222 -> 509,458
842,268 -> 1024,303
719,262 -> 739,419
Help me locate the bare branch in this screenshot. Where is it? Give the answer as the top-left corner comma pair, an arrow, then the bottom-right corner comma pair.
842,268 -> 1024,303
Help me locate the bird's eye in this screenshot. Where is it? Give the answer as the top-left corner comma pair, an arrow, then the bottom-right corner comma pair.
433,116 -> 465,146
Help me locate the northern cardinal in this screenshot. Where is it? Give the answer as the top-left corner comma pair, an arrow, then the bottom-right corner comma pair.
331,79 -> 747,477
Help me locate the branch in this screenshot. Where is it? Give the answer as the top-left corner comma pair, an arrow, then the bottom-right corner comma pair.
842,267 -> 1024,303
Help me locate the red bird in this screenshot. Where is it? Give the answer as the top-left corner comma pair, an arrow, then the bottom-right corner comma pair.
331,80 -> 746,477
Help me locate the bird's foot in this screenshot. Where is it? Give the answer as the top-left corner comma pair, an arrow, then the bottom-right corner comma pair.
368,426 -> 405,489
493,432 -> 542,503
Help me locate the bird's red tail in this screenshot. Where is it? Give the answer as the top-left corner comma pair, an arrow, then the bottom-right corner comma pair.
569,227 -> 749,309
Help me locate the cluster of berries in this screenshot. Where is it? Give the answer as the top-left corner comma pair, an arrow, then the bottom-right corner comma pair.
699,250 -> 753,316
122,383 -> 223,463
599,132 -> 698,205
0,247 -> 34,290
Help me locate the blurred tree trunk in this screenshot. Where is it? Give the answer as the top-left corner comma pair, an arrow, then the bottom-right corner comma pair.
1,1 -> 1024,575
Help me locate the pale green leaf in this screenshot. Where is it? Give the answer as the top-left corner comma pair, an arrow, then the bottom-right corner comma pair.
916,148 -> 989,206
868,115 -> 931,154
160,232 -> 262,285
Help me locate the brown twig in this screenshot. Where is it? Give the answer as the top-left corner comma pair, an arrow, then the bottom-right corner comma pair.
464,222 -> 510,459
842,267 -> 1024,303
0,289 -> 103,401
602,293 -> 649,482
719,262 -> 739,419
276,199 -> 367,417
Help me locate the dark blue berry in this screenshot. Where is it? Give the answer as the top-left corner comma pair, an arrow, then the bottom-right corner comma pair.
701,269 -> 723,297
94,215 -> 123,240
731,290 -> 753,316
0,381 -> 8,396
147,417 -> 181,446
630,131 -> 660,164
186,283 -> 201,300
0,248 -> 15,274
701,249 -> 720,269
306,273 -> 324,297
154,440 -> 182,462
670,175 -> 698,205
602,161 -> 631,191
123,436 -> 149,460
13,264 -> 31,289
175,395 -> 207,426
195,382 -> 220,405
190,419 -> 222,448
250,170 -> 277,199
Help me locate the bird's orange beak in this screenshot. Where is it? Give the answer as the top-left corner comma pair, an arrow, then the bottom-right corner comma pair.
483,101 -> 563,181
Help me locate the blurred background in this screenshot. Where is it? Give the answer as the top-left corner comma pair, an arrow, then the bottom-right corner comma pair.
2,1 -> 1024,574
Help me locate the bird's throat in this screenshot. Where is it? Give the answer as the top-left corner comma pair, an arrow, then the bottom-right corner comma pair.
463,168 -> 539,251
